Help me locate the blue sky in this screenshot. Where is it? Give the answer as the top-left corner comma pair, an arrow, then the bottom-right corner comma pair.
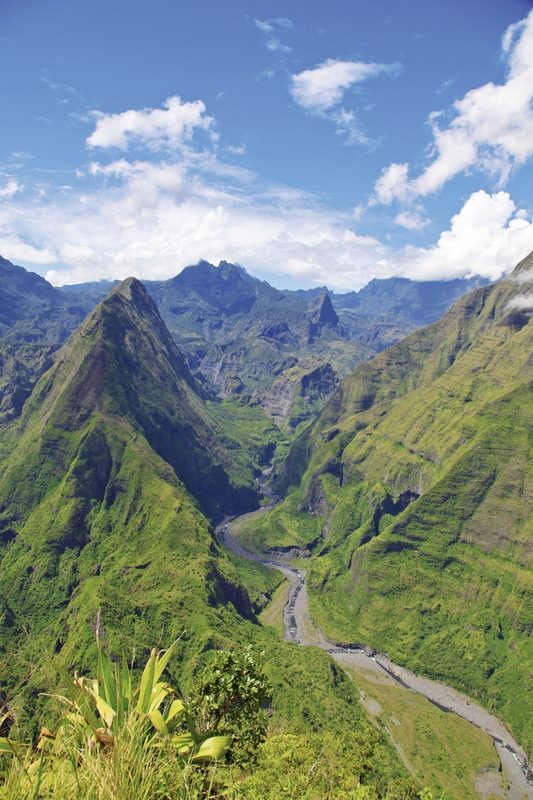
0,0 -> 532,289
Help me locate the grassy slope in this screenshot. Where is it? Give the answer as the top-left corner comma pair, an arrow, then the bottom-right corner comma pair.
349,668 -> 500,800
257,571 -> 502,799
0,280 -> 415,796
252,254 -> 533,757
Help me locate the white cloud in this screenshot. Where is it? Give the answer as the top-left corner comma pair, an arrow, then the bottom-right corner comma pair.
1,94 -> 531,291
290,58 -> 399,144
384,191 -> 533,281
394,209 -> 429,230
374,9 -> 533,203
513,266 -> 533,284
0,180 -> 21,199
373,162 -> 410,204
291,59 -> 397,112
506,293 -> 533,309
86,96 -> 213,151
6,169 -> 530,292
0,238 -> 56,264
253,17 -> 292,53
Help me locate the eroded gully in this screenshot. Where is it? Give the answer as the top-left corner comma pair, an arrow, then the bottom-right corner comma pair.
215,504 -> 533,799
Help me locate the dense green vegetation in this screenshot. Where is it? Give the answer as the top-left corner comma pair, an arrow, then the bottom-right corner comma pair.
1,640 -> 430,800
253,253 -> 533,758
0,251 -> 531,795
0,277 -> 425,797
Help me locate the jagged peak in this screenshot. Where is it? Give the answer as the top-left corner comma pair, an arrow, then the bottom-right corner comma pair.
109,276 -> 148,302
217,260 -> 251,282
311,292 -> 339,326
101,276 -> 162,320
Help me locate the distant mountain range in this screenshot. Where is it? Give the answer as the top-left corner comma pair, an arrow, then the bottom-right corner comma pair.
0,255 -> 487,426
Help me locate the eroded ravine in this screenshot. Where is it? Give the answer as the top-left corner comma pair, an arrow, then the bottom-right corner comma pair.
215,505 -> 533,800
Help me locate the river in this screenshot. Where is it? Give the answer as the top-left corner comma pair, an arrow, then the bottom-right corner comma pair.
215,504 -> 533,799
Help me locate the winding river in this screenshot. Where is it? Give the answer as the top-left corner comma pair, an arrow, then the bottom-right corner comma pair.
215,503 -> 533,800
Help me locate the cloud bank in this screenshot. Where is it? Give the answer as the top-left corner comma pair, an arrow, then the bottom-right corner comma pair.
1,85 -> 531,291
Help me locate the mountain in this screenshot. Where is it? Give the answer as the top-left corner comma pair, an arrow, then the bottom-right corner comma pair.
0,255 -> 91,343
0,255 -> 490,430
289,275 -> 489,350
264,252 -> 533,756
333,275 -> 488,320
0,257 -> 95,422
0,279 -> 421,797
0,277 -> 261,712
144,260 -> 366,428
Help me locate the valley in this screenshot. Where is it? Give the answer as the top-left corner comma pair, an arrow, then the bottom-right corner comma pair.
0,253 -> 531,799
3,5 -> 533,798
218,503 -> 533,799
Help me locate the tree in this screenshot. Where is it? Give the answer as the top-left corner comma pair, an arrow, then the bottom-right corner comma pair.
189,646 -> 270,767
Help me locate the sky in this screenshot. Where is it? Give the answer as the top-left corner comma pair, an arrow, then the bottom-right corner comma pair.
1,0 -> 533,290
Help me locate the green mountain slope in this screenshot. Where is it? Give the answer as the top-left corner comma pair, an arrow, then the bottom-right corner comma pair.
0,279 -> 420,797
0,278 -> 259,685
264,252 -> 533,755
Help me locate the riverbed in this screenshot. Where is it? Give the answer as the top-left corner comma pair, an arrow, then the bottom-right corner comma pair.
215,505 -> 533,800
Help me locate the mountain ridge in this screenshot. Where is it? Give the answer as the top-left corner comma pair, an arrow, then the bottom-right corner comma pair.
0,255 -> 491,428
253,251 -> 533,756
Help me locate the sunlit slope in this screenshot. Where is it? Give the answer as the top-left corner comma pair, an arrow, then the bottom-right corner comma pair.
0,279 -> 258,698
275,252 -> 533,755
0,280 -> 417,797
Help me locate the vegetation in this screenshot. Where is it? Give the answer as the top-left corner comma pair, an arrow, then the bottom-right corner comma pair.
268,253 -> 533,758
0,639 -> 432,800
1,251 -> 531,795
189,647 -> 269,767
0,641 -> 231,799
346,667 -> 500,800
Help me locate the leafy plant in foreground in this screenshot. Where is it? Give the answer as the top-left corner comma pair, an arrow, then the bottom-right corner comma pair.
0,640 -> 230,797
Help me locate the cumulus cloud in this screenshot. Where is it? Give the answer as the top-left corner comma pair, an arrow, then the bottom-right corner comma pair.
2,95 -> 532,290
383,191 -> 533,282
4,159 -> 531,292
374,9 -> 533,203
254,17 -> 293,53
86,96 -> 214,151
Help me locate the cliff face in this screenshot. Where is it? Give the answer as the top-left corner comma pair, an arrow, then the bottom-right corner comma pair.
273,252 -> 533,755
